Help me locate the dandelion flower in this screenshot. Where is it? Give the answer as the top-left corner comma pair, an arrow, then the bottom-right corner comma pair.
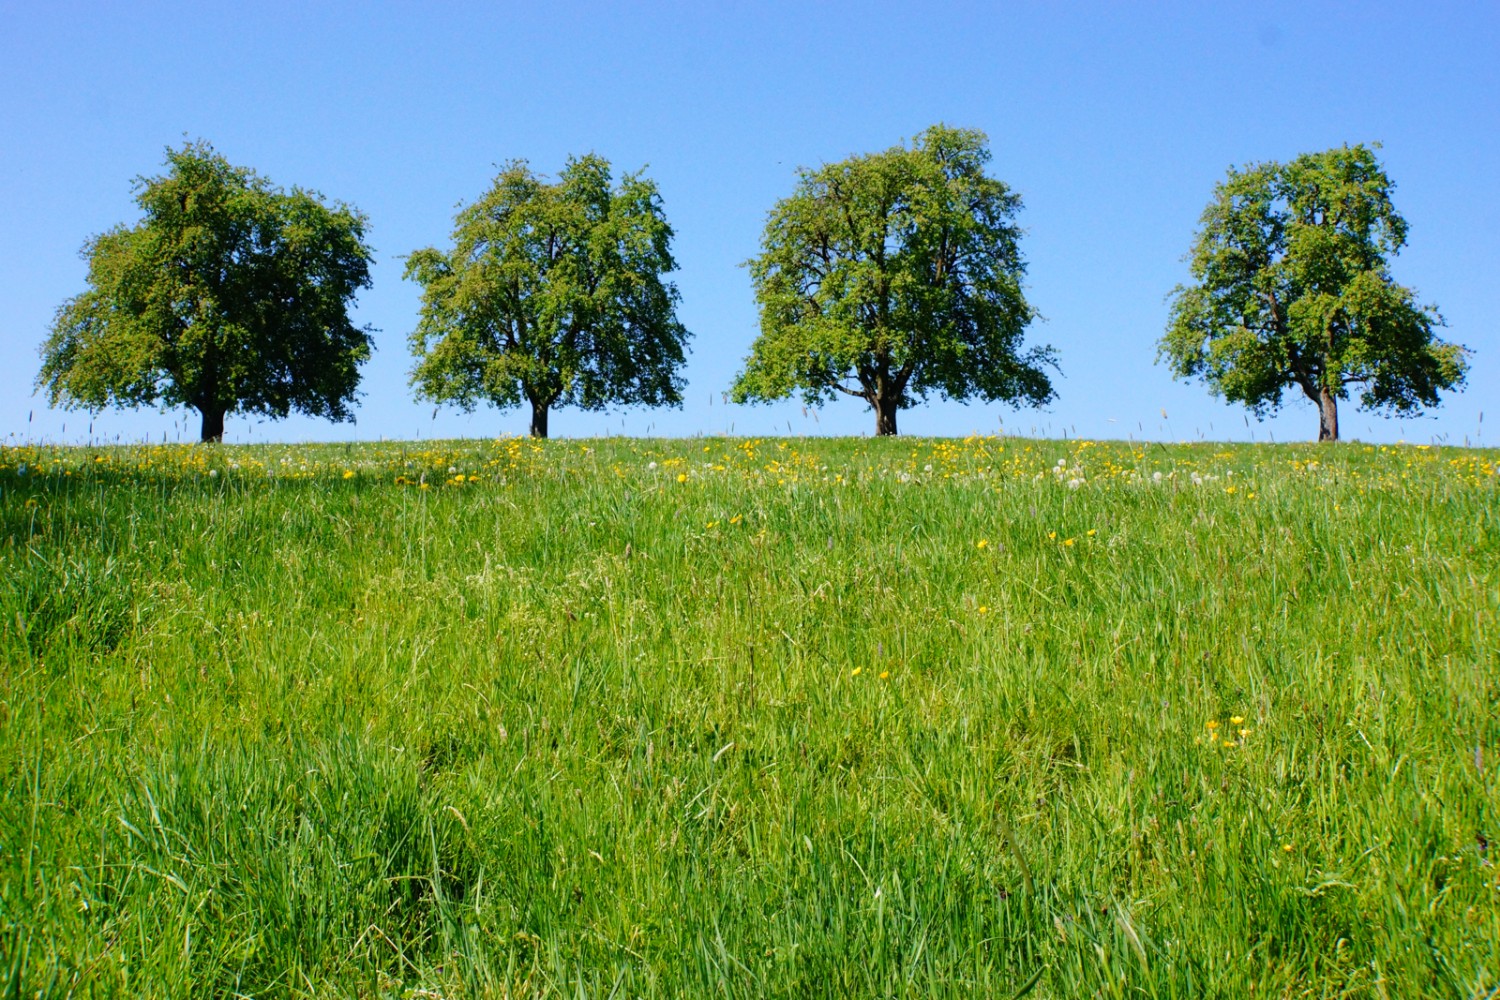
976,539 -> 988,550
1205,720 -> 1219,730
1230,715 -> 1244,725
342,470 -> 355,479
677,473 -> 688,483
879,671 -> 889,679
851,667 -> 863,677
1086,529 -> 1096,537
1282,843 -> 1294,853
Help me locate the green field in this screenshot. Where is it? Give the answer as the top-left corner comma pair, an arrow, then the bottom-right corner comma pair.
2,436 -> 1497,998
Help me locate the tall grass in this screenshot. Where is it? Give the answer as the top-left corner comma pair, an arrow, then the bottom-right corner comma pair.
1,436 -> 1496,997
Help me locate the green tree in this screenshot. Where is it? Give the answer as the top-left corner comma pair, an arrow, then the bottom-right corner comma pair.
1160,144 -> 1469,441
38,141 -> 374,443
730,124 -> 1054,436
405,155 -> 689,438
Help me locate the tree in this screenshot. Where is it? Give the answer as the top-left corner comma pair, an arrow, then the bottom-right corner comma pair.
405,155 -> 689,438
38,141 -> 374,442
729,125 -> 1055,436
1160,144 -> 1469,441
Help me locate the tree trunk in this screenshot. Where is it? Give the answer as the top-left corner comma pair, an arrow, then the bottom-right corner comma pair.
529,400 -> 549,439
199,406 -> 226,443
873,395 -> 898,436
1317,387 -> 1339,442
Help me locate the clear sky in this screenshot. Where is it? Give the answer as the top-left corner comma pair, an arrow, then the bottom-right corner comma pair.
3,1 -> 1495,446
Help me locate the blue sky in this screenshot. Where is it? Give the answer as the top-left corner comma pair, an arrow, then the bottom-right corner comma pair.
2,1 -> 1495,445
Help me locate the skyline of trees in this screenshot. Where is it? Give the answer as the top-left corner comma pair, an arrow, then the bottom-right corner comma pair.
37,137 -> 1473,442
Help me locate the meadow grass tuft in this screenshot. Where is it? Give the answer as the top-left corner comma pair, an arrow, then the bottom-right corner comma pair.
2,436 -> 1497,997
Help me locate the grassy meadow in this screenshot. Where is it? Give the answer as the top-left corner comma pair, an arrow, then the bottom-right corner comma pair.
1,434 -> 1497,998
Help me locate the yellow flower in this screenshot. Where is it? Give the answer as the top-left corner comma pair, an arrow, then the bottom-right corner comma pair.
677,473 -> 688,483
879,671 -> 890,679
1047,531 -> 1057,540
1230,715 -> 1244,725
706,521 -> 717,529
1086,528 -> 1097,537
342,470 -> 355,479
976,539 -> 988,549
1239,728 -> 1252,739
1223,740 -> 1235,748
851,667 -> 863,677
1205,720 -> 1219,730
729,514 -> 742,524
1282,843 -> 1294,853
1063,537 -> 1076,547
978,605 -> 989,615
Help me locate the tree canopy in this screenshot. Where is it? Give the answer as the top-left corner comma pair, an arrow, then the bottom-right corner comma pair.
405,155 -> 690,438
730,124 -> 1055,436
1160,144 -> 1469,441
38,141 -> 374,442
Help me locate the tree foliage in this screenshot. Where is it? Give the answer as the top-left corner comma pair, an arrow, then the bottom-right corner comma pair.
1160,144 -> 1468,441
38,141 -> 374,442
405,156 -> 689,438
730,124 -> 1054,436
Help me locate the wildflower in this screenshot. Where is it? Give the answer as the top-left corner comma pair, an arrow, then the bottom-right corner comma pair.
1230,715 -> 1244,725
647,461 -> 658,470
976,539 -> 988,550
879,671 -> 890,679
1205,720 -> 1219,731
677,473 -> 688,483
342,470 -> 355,479
209,469 -> 219,478
1067,478 -> 1083,489
1085,529 -> 1096,537
1282,843 -> 1294,853
1152,471 -> 1163,483
729,514 -> 742,525
978,605 -> 989,614
1048,531 -> 1057,540
851,667 -> 863,677
1063,537 -> 1076,547
1239,728 -> 1252,739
